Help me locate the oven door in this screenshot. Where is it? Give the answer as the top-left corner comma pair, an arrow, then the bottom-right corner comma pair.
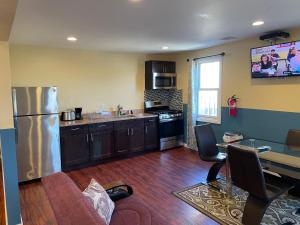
153,73 -> 176,89
159,118 -> 184,139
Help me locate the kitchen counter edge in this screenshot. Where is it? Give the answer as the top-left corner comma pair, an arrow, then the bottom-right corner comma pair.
60,113 -> 158,127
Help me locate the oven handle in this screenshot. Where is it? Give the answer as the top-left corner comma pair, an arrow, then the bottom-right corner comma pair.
159,118 -> 183,123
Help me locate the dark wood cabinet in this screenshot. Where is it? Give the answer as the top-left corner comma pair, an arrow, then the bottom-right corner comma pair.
147,61 -> 176,73
89,122 -> 114,160
144,118 -> 159,151
114,127 -> 131,155
114,119 -> 145,154
60,125 -> 90,169
145,61 -> 176,90
60,117 -> 158,171
130,119 -> 145,153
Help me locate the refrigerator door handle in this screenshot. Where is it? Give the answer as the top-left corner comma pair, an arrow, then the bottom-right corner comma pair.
14,117 -> 18,144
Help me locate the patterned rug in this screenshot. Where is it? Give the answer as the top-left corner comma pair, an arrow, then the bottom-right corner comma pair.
173,179 -> 300,225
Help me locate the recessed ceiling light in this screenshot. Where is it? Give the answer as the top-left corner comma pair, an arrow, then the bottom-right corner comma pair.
129,0 -> 141,2
197,14 -> 210,19
161,46 -> 169,50
67,36 -> 77,42
252,20 -> 264,26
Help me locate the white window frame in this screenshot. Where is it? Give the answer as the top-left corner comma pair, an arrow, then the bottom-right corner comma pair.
196,56 -> 223,124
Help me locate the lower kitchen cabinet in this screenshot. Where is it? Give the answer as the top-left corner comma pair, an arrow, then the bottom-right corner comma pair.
89,122 -> 114,161
114,119 -> 145,154
144,118 -> 159,151
114,127 -> 131,155
60,117 -> 159,171
129,119 -> 145,153
60,125 -> 90,169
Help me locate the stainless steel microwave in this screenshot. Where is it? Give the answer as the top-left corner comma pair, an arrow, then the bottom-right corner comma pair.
148,73 -> 176,89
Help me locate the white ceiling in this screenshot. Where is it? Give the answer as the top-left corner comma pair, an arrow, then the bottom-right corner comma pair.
10,0 -> 300,53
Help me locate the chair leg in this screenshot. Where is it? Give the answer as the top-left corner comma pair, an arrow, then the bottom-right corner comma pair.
242,195 -> 271,225
207,162 -> 224,182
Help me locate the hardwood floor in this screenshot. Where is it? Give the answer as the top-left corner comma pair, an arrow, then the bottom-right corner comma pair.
0,160 -> 6,225
20,148 -> 220,225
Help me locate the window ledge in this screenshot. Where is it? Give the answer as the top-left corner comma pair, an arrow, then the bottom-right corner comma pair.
197,116 -> 221,125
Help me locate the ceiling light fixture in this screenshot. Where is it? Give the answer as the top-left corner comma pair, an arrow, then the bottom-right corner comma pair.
161,46 -> 169,50
197,14 -> 210,19
252,20 -> 264,26
67,36 -> 77,42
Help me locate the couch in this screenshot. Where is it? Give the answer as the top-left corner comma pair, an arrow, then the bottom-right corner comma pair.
42,172 -> 168,225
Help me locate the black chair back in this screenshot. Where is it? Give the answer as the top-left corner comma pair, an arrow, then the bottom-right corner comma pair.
194,124 -> 219,159
227,145 -> 268,201
286,129 -> 300,147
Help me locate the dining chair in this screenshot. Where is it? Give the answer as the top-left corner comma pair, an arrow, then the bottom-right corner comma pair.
194,124 -> 226,182
227,145 -> 294,225
286,129 -> 300,147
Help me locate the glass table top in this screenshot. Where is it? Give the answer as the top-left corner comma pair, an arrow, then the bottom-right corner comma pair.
237,139 -> 300,158
217,139 -> 300,179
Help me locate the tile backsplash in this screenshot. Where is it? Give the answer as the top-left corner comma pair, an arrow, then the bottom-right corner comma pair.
144,89 -> 183,111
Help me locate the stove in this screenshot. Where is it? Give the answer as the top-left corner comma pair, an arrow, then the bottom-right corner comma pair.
145,101 -> 184,150
151,110 -> 183,121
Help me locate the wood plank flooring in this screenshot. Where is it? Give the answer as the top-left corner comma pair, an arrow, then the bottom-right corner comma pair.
20,148 -> 220,225
0,160 -> 6,225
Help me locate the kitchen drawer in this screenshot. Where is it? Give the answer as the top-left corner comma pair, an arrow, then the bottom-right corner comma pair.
89,122 -> 113,132
114,118 -> 144,129
60,124 -> 89,134
144,117 -> 158,124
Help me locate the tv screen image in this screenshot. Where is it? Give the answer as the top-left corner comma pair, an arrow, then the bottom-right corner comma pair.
251,41 -> 300,78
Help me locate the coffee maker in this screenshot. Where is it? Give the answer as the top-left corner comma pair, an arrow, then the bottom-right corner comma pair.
75,107 -> 82,120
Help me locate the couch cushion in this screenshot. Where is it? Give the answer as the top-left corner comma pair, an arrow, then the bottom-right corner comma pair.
42,172 -> 106,225
83,178 -> 115,225
110,196 -> 167,225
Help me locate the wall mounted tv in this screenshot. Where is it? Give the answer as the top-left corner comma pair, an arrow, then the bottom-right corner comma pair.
251,41 -> 300,78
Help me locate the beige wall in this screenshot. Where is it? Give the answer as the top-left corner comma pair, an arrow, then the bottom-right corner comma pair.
10,45 -> 147,113
0,42 -> 14,129
150,27 -> 300,113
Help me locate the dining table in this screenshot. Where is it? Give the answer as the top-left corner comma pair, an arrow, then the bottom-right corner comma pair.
217,138 -> 300,198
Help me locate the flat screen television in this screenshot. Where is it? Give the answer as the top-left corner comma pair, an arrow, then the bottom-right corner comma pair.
251,41 -> 300,78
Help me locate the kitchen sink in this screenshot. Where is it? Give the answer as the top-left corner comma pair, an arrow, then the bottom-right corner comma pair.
113,114 -> 136,118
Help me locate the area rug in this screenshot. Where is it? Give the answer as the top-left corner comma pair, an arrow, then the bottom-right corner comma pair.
173,179 -> 300,225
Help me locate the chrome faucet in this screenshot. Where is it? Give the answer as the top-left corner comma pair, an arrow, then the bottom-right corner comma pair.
117,104 -> 123,116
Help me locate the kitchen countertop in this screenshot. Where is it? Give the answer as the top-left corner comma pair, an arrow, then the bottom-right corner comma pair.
60,113 -> 157,127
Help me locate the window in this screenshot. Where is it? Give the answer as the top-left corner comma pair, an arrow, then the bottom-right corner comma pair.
197,56 -> 222,124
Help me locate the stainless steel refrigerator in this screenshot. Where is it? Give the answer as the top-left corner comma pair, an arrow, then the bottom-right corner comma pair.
12,87 -> 61,182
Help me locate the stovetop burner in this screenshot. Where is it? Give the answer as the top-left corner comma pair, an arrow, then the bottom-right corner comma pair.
152,109 -> 182,115
144,100 -> 183,121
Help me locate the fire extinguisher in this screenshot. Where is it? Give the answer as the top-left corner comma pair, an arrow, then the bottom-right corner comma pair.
227,95 -> 239,117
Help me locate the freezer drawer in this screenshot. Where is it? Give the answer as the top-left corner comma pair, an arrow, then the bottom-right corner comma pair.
12,87 -> 59,116
15,114 -> 61,182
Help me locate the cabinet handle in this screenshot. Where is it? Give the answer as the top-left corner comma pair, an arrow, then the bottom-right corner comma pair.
127,128 -> 130,136
131,128 -> 134,136
145,126 -> 148,134
98,125 -> 106,128
71,128 -> 80,131
148,119 -> 156,122
86,134 -> 89,143
90,133 -> 94,142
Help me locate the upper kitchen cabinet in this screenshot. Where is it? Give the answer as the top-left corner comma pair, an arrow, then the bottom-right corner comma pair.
146,61 -> 176,74
145,61 -> 177,90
